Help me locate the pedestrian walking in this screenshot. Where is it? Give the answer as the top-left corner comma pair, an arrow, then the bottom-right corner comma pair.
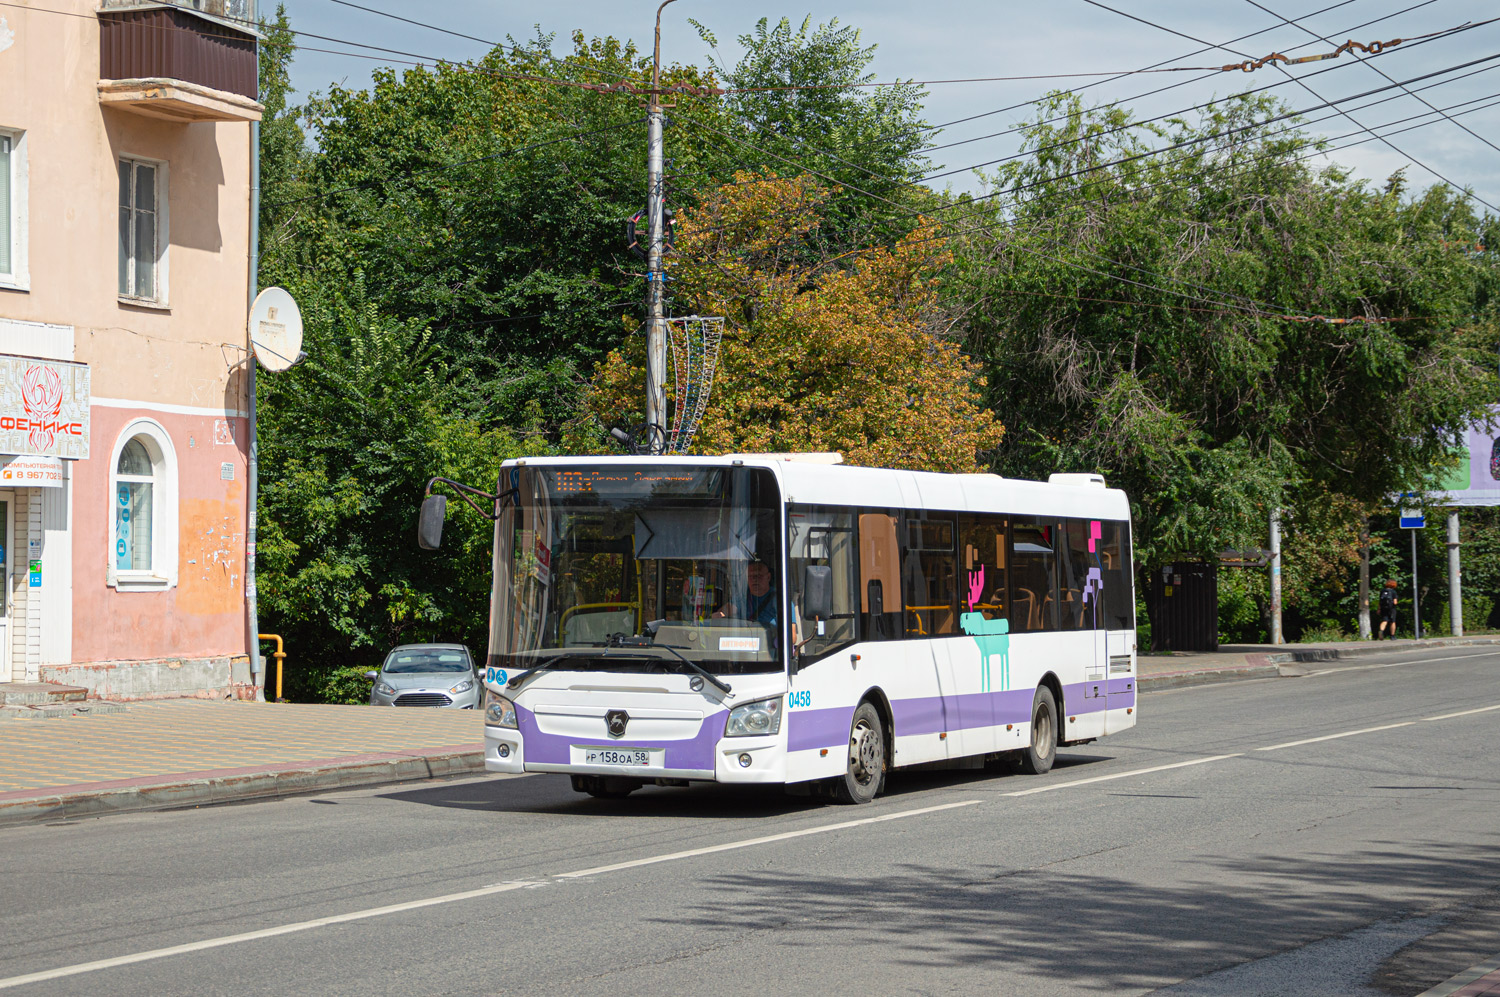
1377,579 -> 1399,639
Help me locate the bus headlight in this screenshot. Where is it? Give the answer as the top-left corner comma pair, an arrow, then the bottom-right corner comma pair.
725,697 -> 782,737
484,690 -> 518,728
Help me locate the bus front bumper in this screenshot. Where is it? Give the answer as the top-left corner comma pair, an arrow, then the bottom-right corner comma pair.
483,723 -> 782,783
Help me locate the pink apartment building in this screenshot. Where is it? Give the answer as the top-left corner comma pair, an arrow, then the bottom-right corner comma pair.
0,0 -> 262,698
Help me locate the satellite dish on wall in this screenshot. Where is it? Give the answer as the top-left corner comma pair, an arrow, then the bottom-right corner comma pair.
248,286 -> 305,372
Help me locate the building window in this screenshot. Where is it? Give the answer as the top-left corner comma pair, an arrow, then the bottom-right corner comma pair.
109,421 -> 177,589
0,128 -> 26,290
0,134 -> 11,279
115,438 -> 155,571
118,156 -> 166,303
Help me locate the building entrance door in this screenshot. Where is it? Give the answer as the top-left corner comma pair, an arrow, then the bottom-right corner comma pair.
0,494 -> 11,683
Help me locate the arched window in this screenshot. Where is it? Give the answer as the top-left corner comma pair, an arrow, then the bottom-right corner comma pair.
115,438 -> 156,571
108,420 -> 177,589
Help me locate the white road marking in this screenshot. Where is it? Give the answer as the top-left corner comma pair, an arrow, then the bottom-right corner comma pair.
557,799 -> 981,878
0,799 -> 981,991
1421,703 -> 1500,722
8,688 -> 1500,991
1301,650 -> 1500,678
1256,721 -> 1417,751
1002,754 -> 1243,797
0,880 -> 539,991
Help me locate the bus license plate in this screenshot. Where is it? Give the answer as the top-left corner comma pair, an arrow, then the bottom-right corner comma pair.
583,747 -> 652,767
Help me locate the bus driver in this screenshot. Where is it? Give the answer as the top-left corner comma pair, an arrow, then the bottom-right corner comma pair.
714,559 -> 778,629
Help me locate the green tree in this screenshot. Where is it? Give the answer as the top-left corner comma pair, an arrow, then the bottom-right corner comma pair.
262,31 -> 741,433
694,16 -> 936,249
255,276 -> 540,699
955,93 -> 1500,644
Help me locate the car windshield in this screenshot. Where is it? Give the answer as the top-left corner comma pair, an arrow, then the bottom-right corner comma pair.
488,464 -> 784,676
384,649 -> 471,673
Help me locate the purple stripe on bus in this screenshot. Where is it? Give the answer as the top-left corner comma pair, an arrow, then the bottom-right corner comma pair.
516,705 -> 728,771
892,689 -> 1036,735
787,706 -> 855,752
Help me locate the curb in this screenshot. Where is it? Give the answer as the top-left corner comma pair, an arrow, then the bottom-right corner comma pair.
1414,953 -> 1500,997
1139,662 -> 1281,690
0,745 -> 485,827
1139,636 -> 1500,692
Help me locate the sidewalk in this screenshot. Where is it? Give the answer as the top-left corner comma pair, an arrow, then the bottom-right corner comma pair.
0,700 -> 484,826
1138,634 -> 1500,689
2,634 -> 1497,827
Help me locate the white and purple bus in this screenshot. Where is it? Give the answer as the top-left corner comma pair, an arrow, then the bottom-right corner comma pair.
420,454 -> 1137,803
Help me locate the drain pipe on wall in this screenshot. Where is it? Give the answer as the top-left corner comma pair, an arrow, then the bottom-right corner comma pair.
246,110 -> 262,700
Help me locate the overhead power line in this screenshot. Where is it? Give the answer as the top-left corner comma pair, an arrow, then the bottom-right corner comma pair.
916,0 -> 1436,137
1246,0 -> 1500,159
920,0 -> 1439,154
1076,0 -> 1500,213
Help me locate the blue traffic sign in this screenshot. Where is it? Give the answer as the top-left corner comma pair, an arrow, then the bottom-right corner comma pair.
1399,507 -> 1425,529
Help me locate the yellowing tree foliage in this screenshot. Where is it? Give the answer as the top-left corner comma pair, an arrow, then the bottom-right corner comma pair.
590,173 -> 1003,471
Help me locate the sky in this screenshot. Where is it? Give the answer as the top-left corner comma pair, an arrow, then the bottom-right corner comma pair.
271,0 -> 1500,208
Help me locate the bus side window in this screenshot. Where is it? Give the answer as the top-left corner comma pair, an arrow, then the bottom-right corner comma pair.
1099,520 -> 1136,629
858,512 -> 902,641
902,515 -> 957,637
1061,519 -> 1096,630
958,514 -> 1007,623
1009,518 -> 1059,632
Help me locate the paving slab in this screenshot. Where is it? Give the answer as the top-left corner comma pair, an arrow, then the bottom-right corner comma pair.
0,700 -> 483,826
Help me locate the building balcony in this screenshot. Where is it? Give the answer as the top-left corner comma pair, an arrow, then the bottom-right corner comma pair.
98,2 -> 262,123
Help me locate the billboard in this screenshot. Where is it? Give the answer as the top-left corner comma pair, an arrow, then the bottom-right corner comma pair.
0,356 -> 90,460
1431,409 -> 1500,507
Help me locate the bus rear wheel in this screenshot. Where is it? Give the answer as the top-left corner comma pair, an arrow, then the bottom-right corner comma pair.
1018,686 -> 1057,775
832,702 -> 886,805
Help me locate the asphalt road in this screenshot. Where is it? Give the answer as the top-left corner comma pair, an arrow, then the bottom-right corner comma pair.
3,644 -> 1499,996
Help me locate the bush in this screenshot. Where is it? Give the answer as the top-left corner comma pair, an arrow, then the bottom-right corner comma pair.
1299,620 -> 1349,643
318,665 -> 376,706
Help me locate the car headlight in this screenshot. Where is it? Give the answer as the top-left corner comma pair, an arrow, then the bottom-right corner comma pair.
484,689 -> 518,728
725,697 -> 783,737
450,679 -> 475,695
375,681 -> 397,696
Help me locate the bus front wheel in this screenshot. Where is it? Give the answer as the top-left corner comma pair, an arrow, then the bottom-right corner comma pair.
1018,686 -> 1057,775
832,702 -> 887,805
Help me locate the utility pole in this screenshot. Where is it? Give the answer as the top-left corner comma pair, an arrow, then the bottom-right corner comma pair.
1357,515 -> 1371,640
1448,510 -> 1462,636
644,0 -> 679,447
1411,526 -> 1422,639
1269,509 -> 1283,645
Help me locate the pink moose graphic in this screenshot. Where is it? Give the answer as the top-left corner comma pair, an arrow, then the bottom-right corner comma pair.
959,564 -> 1010,693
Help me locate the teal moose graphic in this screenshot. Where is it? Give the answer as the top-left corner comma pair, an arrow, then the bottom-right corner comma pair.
960,565 -> 1010,692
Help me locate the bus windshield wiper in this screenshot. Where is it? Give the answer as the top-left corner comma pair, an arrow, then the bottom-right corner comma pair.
505,650 -> 619,689
606,634 -> 733,696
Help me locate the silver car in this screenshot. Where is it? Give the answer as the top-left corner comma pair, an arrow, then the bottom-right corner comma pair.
366,644 -> 480,709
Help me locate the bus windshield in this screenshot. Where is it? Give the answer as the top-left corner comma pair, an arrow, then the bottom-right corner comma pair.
488,465 -> 784,676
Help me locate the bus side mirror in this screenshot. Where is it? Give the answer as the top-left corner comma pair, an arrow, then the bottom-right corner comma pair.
418,494 -> 447,550
803,565 -> 832,620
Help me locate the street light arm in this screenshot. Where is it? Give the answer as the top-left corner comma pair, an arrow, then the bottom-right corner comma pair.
653,0 -> 681,93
